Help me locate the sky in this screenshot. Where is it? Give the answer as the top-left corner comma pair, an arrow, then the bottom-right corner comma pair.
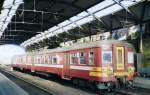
0,44 -> 26,64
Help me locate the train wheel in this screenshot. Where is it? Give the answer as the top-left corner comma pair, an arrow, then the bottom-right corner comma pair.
107,82 -> 116,92
78,80 -> 86,87
72,78 -> 79,87
115,81 -> 121,89
85,81 -> 94,89
90,82 -> 98,91
126,81 -> 133,89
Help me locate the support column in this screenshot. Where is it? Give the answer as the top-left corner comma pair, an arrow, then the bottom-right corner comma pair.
139,24 -> 143,53
139,0 -> 147,53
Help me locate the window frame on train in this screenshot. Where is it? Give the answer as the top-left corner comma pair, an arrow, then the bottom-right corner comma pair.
52,56 -> 58,64
70,53 -> 79,64
102,51 -> 112,64
128,52 -> 134,64
79,52 -> 86,64
89,51 -> 94,65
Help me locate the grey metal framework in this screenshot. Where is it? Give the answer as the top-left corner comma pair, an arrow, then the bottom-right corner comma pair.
0,0 -> 149,50
0,0 -> 4,14
0,0 -> 104,44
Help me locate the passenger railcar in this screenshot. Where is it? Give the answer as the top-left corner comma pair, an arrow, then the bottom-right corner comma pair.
12,40 -> 135,89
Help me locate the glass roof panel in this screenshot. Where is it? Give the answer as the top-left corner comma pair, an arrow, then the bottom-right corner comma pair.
121,0 -> 142,7
76,15 -> 94,26
55,28 -> 63,34
87,0 -> 115,13
70,16 -> 81,22
48,26 -> 59,32
63,22 -> 77,31
3,0 -> 14,8
121,0 -> 135,7
94,4 -> 122,18
0,0 -> 23,38
8,5 -> 20,16
77,11 -> 88,17
21,0 -> 142,47
58,20 -> 71,27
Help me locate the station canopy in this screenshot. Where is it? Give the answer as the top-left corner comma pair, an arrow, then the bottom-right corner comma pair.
0,0 -> 149,49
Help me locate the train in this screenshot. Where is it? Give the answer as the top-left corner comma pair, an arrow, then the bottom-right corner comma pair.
11,40 -> 135,90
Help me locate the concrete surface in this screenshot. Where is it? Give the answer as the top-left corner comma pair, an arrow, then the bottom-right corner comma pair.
0,73 -> 29,95
134,77 -> 150,89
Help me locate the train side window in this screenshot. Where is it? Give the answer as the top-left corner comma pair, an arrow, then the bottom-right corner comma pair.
128,52 -> 134,63
70,54 -> 73,64
41,56 -> 44,64
71,53 -> 78,64
102,51 -> 112,64
39,56 -> 42,64
52,56 -> 57,64
89,51 -> 94,65
27,57 -> 29,63
18,58 -> 19,63
41,56 -> 43,64
49,56 -> 52,64
79,52 -> 86,64
43,56 -> 45,64
18,58 -> 20,63
34,57 -> 36,64
37,57 -> 40,64
19,58 -> 21,63
45,56 -> 47,64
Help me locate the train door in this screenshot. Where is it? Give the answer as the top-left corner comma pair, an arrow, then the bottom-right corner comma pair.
63,53 -> 70,79
116,47 -> 125,70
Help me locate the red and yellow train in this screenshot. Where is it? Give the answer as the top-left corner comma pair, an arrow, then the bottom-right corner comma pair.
12,40 -> 135,89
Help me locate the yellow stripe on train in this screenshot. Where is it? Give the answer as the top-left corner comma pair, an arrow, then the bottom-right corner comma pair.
114,72 -> 128,76
90,67 -> 108,72
89,71 -> 131,77
89,67 -> 134,77
89,71 -> 108,77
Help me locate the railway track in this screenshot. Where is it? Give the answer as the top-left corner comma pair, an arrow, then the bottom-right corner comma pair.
1,67 -> 150,95
0,69 -> 54,95
115,86 -> 150,95
0,67 -> 99,95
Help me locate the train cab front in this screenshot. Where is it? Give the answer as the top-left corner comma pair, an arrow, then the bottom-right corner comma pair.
112,45 -> 135,86
90,42 -> 135,90
88,45 -> 115,90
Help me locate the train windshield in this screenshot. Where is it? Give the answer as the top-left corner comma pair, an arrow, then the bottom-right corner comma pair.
102,51 -> 112,64
128,52 -> 134,64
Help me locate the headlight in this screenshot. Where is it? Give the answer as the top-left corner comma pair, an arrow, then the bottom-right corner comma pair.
128,67 -> 134,75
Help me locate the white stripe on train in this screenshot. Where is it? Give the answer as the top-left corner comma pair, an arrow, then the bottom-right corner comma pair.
25,64 -> 63,68
70,66 -> 93,70
23,64 -> 98,71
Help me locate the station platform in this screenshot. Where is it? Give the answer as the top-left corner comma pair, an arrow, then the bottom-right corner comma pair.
134,77 -> 150,89
0,73 -> 29,95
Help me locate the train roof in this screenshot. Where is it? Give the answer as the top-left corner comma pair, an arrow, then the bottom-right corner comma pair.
14,40 -> 134,57
36,40 -> 134,54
